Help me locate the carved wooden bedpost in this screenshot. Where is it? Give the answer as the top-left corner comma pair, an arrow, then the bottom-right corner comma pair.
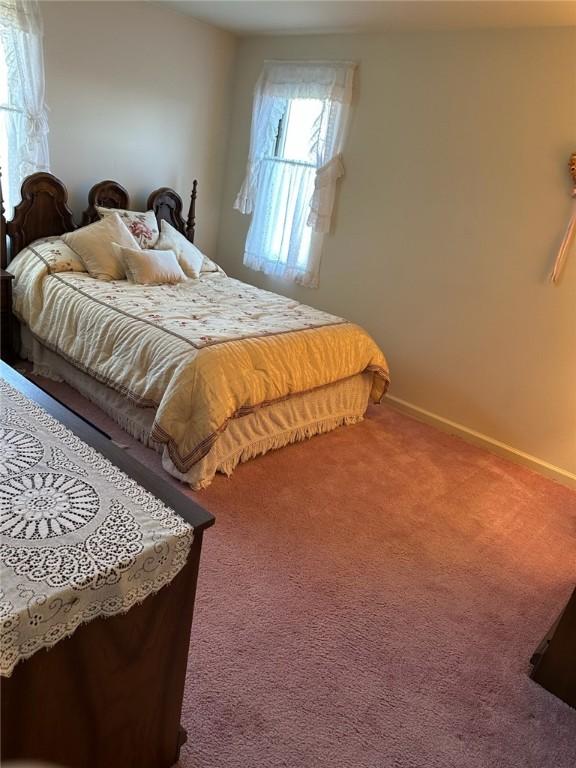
0,168 -> 7,269
186,180 -> 197,243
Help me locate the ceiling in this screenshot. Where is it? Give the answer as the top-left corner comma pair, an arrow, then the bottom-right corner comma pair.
162,1 -> 576,36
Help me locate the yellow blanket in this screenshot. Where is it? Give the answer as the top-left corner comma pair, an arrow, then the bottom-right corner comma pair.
9,239 -> 390,471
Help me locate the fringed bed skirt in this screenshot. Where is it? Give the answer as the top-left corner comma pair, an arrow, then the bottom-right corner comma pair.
21,326 -> 372,489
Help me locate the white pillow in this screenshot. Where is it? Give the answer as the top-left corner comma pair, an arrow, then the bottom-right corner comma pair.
64,213 -> 139,281
155,219 -> 204,279
97,206 -> 159,249
112,243 -> 186,285
200,254 -> 225,275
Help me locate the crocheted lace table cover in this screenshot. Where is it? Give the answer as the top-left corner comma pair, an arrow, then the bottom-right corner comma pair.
0,378 -> 193,676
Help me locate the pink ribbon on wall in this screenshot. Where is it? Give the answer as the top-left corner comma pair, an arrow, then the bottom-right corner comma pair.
550,153 -> 576,284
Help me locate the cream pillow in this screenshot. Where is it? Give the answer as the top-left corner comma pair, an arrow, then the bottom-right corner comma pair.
64,213 -> 139,281
154,219 -> 204,279
200,254 -> 225,275
112,244 -> 186,285
97,206 -> 159,249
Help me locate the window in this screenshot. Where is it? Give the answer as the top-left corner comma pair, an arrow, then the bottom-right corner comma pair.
0,0 -> 49,218
235,61 -> 355,288
249,97 -> 323,273
0,33 -> 17,216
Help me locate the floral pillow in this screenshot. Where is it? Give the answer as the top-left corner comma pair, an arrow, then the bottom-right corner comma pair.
97,206 -> 159,249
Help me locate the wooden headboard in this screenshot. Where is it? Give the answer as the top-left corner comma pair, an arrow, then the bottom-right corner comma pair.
0,171 -> 198,268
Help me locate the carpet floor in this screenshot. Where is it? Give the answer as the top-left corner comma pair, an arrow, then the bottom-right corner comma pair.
30,373 -> 576,768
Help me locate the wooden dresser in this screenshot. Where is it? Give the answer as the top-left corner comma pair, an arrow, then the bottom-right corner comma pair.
0,362 -> 215,768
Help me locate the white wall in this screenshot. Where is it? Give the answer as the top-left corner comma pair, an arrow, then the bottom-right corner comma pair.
216,28 -> 576,479
42,1 -> 236,253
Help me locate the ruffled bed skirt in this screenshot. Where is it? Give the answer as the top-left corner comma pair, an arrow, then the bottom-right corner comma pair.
21,326 -> 372,489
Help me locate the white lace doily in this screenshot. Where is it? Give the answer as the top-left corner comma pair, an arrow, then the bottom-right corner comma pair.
0,378 -> 193,676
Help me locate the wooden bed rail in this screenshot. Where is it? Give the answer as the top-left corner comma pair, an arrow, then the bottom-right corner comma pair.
0,169 -> 198,268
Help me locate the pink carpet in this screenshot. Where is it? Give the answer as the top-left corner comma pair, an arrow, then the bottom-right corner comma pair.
30,373 -> 576,768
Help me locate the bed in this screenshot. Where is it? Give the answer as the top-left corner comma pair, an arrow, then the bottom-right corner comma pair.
2,172 -> 389,489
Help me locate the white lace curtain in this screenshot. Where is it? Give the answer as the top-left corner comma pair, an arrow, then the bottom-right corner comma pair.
235,60 -> 356,288
0,0 -> 49,217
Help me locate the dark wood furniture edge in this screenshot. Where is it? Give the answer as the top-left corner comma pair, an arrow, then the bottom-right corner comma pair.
0,168 -> 7,269
530,585 -> 576,709
0,361 -> 214,531
0,270 -> 16,362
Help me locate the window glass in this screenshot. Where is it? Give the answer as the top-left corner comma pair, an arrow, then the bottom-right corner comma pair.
276,98 -> 324,164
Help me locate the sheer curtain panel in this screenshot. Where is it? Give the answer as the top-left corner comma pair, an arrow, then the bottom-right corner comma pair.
234,60 -> 356,288
0,0 -> 49,217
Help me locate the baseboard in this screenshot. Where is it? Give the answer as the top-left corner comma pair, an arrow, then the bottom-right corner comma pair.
385,395 -> 576,490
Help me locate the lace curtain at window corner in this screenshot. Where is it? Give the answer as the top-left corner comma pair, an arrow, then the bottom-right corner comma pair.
0,0 -> 49,217
234,61 -> 355,288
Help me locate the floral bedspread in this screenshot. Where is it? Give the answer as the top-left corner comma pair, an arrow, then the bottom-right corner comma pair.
8,239 -> 390,472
